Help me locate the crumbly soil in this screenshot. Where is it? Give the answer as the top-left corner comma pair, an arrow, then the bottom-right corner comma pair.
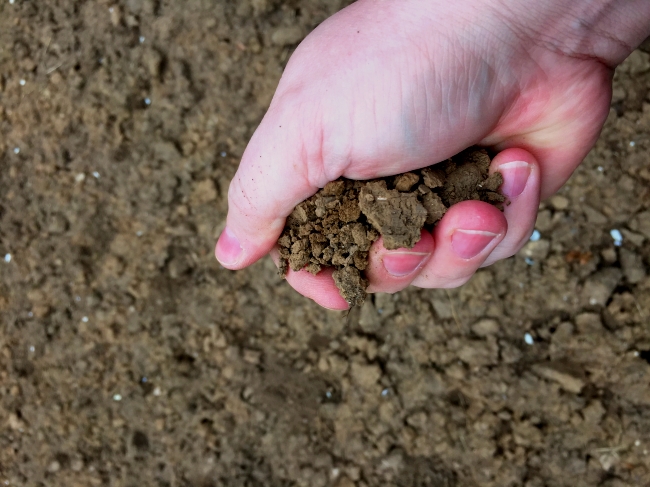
1,3 -> 650,487
278,149 -> 504,305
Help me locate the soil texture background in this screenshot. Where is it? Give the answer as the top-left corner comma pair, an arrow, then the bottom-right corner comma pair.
1,2 -> 650,486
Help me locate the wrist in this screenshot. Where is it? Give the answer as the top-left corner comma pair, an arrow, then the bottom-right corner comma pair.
498,0 -> 650,67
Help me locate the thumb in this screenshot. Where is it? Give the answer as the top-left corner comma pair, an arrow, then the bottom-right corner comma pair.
215,98 -> 331,269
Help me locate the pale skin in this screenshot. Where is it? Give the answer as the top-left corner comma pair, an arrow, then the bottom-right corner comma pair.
215,0 -> 650,310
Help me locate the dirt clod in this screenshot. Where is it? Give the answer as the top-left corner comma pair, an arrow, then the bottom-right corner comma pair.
278,148 -> 505,304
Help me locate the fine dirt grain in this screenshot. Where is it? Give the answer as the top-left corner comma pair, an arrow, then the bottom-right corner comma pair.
1,2 -> 650,487
278,149 -> 504,305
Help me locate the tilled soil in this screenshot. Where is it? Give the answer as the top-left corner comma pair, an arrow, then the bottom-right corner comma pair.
1,2 -> 650,487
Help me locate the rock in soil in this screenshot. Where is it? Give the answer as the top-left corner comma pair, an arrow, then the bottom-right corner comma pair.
278,148 -> 505,305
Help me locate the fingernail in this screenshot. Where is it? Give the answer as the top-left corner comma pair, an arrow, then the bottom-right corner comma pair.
383,252 -> 429,277
215,227 -> 243,266
499,161 -> 531,199
451,230 -> 498,259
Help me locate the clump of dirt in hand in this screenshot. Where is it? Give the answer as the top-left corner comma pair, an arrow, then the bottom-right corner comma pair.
278,148 -> 505,306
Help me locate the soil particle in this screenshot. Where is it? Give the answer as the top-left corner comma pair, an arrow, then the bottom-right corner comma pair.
278,148 -> 505,305
359,180 -> 428,249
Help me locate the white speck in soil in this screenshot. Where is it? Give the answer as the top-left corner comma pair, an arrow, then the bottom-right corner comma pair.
136,230 -> 144,237
530,229 -> 541,241
630,141 -> 636,147
9,0 -> 15,5
75,296 -> 81,302
524,333 -> 534,345
153,387 -> 161,396
19,79 -> 25,86
75,173 -> 85,182
109,7 -> 113,12
610,229 -> 623,246
597,166 -> 604,172
82,316 -> 89,323
112,394 -> 122,401
139,36 -> 145,43
636,440 -> 642,447
525,257 -> 535,266
144,97 -> 151,106
92,171 -> 100,179
29,346 -> 35,353
589,297 -> 598,306
28,312 -> 33,317
13,147 -> 20,154
220,151 -> 227,157
381,388 -> 390,397
4,254 -> 11,263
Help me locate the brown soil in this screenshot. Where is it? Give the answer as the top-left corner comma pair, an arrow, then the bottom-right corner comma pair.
278,149 -> 504,305
1,3 -> 650,487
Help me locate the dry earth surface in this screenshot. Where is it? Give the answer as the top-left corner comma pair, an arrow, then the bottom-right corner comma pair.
1,1 -> 650,486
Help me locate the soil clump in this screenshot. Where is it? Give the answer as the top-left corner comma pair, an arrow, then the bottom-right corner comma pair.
278,148 -> 505,305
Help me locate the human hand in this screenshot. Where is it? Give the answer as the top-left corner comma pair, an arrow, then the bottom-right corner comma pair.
216,0 -> 650,309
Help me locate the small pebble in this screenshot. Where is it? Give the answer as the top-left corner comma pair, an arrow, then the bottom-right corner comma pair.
597,166 -> 604,172
610,229 -> 623,247
27,312 -> 33,317
82,316 -> 88,323
75,173 -> 85,182
108,7 -> 113,12
220,151 -> 227,157
144,97 -> 151,106
29,346 -> 35,353
381,388 -> 390,397
136,230 -> 144,237
635,440 -> 642,447
630,141 -> 636,147
13,147 -> 20,154
550,195 -> 570,210
9,0 -> 15,4
19,79 -> 25,86
112,394 -> 122,401
92,171 -> 100,179
153,387 -> 161,396
530,229 -> 541,242
4,253 -> 11,263
524,333 -> 534,345
525,257 -> 535,266
75,296 -> 81,302
139,36 -> 145,43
